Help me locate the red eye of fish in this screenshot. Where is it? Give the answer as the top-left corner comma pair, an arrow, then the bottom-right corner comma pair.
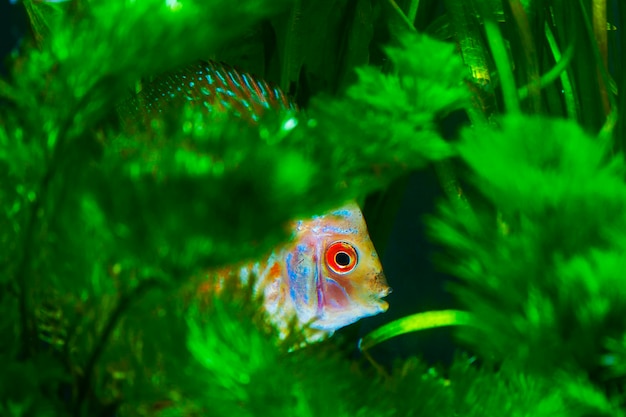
325,242 -> 358,274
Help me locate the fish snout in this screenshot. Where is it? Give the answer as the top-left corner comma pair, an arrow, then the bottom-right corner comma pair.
374,272 -> 392,298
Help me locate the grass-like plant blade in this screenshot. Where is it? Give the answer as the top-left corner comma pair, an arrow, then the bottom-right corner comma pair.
517,37 -> 574,100
385,0 -> 418,31
272,0 -> 374,98
334,0 -> 375,93
21,0 -> 65,45
592,0 -> 609,112
501,0 -> 541,112
613,0 -> 626,153
574,0 -> 618,145
480,10 -> 520,113
544,23 -> 578,118
407,0 -> 421,23
358,310 -> 474,352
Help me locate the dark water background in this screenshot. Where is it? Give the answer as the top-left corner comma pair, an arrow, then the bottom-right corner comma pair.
1,0 -> 26,74
357,168 -> 456,369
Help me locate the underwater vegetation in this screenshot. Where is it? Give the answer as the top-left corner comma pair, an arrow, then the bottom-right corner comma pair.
1,0 -> 626,416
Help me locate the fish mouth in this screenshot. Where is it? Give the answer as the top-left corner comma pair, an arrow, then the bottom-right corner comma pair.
375,272 -> 392,297
312,272 -> 392,330
321,272 -> 392,312
363,271 -> 392,315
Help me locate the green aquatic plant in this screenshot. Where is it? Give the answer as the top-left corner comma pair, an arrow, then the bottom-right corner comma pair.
430,115 -> 626,374
2,0 -> 626,416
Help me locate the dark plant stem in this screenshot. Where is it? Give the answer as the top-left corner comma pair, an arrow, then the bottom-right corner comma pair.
505,0 -> 541,112
279,0 -> 302,92
433,160 -> 473,220
14,95 -> 80,358
14,76 -> 114,361
615,1 -> 626,153
576,0 -> 617,131
15,157 -> 58,360
591,0 -> 609,115
97,399 -> 122,417
73,278 -> 161,417
386,0 -> 417,31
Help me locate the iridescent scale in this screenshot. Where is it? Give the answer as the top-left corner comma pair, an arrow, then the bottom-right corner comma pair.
118,61 -> 296,127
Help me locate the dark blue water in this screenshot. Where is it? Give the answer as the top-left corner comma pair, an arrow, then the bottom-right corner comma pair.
0,0 -> 27,74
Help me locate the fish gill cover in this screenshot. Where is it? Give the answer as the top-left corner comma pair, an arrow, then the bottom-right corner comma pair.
1,0 -> 626,417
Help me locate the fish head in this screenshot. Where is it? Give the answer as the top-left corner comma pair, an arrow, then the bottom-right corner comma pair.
285,201 -> 391,333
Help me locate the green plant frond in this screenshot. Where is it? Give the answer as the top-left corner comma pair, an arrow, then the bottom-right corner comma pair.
382,32 -> 470,114
185,301 -> 278,404
306,31 -> 468,179
429,114 -> 626,374
601,334 -> 626,379
21,0 -> 70,46
160,277 -> 380,417
385,353 -> 625,417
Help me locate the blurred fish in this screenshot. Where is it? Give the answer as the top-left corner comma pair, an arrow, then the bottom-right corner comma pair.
118,60 -> 296,127
118,60 -> 391,342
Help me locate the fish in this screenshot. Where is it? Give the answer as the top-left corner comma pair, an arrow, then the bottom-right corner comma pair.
117,60 -> 391,342
225,201 -> 391,342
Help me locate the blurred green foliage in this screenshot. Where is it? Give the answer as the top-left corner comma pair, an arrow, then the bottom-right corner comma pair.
430,115 -> 626,375
1,0 -> 626,416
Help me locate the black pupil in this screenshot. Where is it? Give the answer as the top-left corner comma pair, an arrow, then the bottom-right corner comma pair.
335,252 -> 351,267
